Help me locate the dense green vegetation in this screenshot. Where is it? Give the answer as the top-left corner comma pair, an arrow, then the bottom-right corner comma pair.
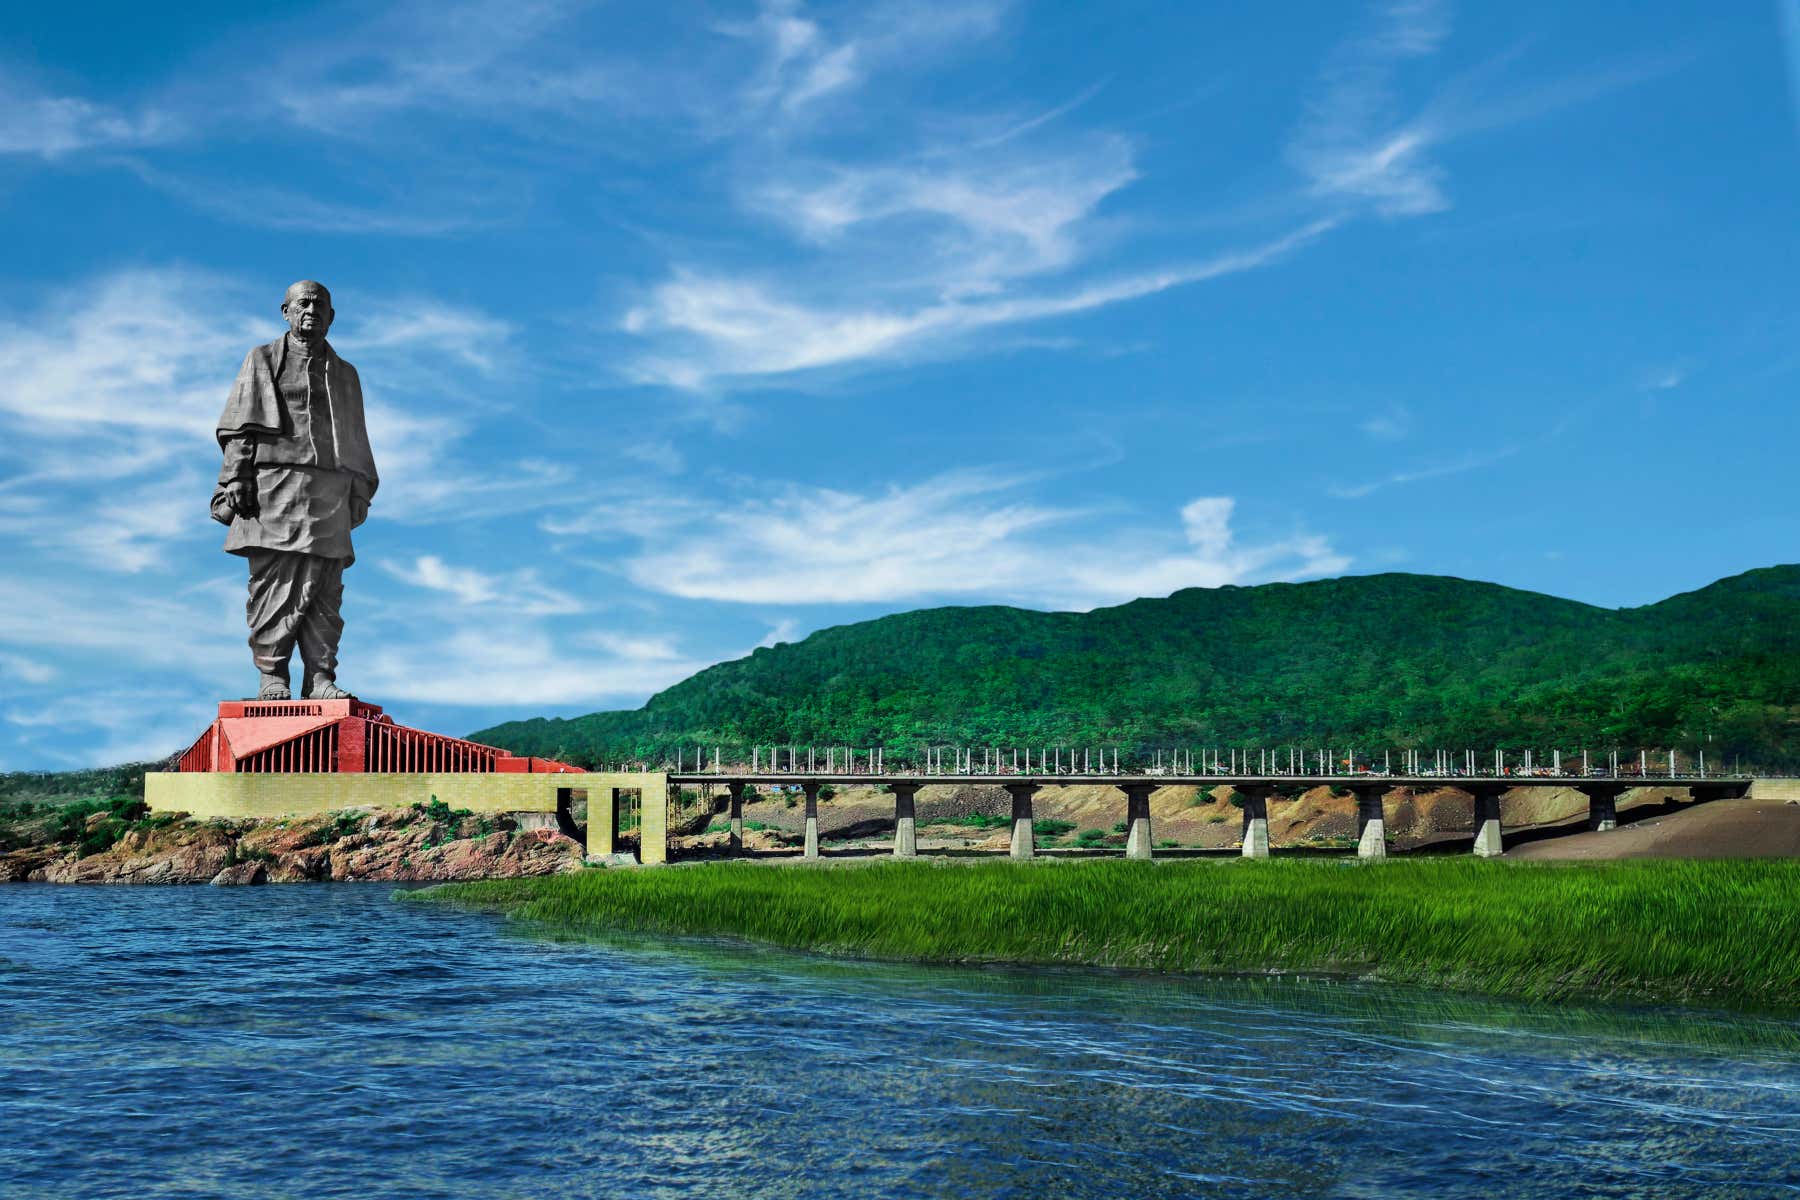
0,763 -> 154,804
408,858 -> 1800,1007
0,794 -> 173,858
475,566 -> 1800,769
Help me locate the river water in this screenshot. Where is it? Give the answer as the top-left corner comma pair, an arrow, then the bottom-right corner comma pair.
2,885 -> 1797,1199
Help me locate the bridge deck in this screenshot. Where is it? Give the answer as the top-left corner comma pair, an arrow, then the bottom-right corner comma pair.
665,773 -> 1741,788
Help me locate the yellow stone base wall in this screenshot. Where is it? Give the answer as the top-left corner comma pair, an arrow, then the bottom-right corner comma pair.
145,771 -> 671,864
1749,777 -> 1800,801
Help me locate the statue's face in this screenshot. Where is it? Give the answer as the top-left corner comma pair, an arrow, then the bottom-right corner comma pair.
281,284 -> 333,340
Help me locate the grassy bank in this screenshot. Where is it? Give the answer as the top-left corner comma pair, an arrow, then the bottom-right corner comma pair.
406,858 -> 1800,1008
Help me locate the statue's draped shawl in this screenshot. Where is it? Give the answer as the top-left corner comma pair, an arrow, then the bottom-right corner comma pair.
217,335 -> 379,486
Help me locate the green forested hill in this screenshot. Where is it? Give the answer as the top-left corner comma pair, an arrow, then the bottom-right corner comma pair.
474,566 -> 1800,770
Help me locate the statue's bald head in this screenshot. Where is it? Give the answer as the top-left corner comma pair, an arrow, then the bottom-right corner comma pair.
281,280 -> 333,343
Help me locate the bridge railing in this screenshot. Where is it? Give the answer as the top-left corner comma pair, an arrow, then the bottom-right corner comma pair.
601,743 -> 1753,781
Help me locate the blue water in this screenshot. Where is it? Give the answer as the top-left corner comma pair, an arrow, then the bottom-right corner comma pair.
3,886 -> 1798,1199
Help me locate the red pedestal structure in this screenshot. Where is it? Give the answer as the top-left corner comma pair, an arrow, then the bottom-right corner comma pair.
175,699 -> 578,775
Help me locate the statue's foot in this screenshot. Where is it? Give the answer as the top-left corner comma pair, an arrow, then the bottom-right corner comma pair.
305,677 -> 352,701
258,676 -> 292,701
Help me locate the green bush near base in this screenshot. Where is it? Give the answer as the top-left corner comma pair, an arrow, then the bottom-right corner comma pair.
407,858 -> 1800,1008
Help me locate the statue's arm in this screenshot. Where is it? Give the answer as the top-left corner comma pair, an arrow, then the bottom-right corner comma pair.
210,436 -> 259,524
343,361 -> 376,526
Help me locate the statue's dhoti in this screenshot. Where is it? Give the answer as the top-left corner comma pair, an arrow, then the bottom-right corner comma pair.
245,550 -> 345,685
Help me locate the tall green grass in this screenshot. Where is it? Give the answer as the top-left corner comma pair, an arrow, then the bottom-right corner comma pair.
405,859 -> 1800,1007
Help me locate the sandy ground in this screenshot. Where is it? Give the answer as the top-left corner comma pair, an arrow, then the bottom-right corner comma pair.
1506,796 -> 1800,860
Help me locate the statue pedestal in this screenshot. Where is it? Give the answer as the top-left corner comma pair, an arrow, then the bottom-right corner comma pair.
172,698 -> 574,775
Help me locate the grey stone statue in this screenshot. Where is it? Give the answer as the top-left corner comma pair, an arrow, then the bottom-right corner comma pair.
211,281 -> 379,701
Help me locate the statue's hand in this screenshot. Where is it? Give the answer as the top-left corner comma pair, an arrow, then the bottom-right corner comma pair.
350,494 -> 369,528
225,479 -> 259,519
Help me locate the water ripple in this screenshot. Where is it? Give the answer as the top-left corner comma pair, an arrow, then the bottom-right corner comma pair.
4,886 -> 1800,1199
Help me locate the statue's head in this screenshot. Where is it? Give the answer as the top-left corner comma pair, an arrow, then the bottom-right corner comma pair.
281,280 -> 333,342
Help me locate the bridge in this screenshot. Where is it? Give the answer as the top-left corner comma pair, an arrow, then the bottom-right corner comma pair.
614,762 -> 1757,865
147,704 -> 1770,866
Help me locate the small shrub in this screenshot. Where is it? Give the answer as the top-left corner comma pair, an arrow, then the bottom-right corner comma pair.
222,842 -> 276,867
938,814 -> 1009,829
1032,819 -> 1076,839
817,785 -> 837,801
1110,820 -> 1129,834
303,811 -> 367,847
1074,828 -> 1107,847
414,797 -> 470,825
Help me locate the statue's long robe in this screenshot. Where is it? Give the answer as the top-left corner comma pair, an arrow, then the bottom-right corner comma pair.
213,334 -> 378,561
213,334 -> 378,682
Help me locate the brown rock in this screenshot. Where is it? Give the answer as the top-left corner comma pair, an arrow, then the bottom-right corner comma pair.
268,846 -> 332,883
0,847 -> 62,882
210,861 -> 268,886
39,821 -> 237,884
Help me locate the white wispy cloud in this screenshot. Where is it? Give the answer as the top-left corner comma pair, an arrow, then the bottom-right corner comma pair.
0,653 -> 56,686
378,554 -> 582,617
749,133 -> 1138,291
755,618 -> 801,649
1326,447 -> 1519,499
1288,1 -> 1679,221
0,574 -> 241,677
0,74 -> 174,158
1,688 -> 220,768
622,220 -> 1334,388
579,631 -> 684,661
355,626 -> 704,707
1359,405 -> 1412,440
723,0 -> 1007,120
618,470 -> 1347,609
0,267 -> 270,437
1288,0 -> 1451,217
1641,362 -> 1689,391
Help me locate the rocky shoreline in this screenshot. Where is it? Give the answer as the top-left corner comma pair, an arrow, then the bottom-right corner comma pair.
0,803 -> 586,886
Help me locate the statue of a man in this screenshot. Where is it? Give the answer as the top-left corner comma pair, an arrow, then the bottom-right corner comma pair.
211,280 -> 378,701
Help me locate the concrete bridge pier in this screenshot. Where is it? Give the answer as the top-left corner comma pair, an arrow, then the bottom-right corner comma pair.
1354,786 -> 1387,860
727,780 -> 746,852
1006,783 -> 1039,860
1581,784 -> 1622,832
802,781 -> 821,860
1238,786 -> 1271,858
1122,783 -> 1155,860
891,782 -> 919,858
1470,786 -> 1505,857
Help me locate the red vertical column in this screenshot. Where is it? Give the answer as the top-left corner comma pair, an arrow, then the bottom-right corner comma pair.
338,718 -> 366,773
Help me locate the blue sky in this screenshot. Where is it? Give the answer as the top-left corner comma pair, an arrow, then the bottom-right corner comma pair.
2,1 -> 1797,769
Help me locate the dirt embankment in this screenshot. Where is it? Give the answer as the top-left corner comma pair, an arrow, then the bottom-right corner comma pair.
1,807 -> 585,885
1506,796 -> 1800,860
678,781 -> 1728,854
